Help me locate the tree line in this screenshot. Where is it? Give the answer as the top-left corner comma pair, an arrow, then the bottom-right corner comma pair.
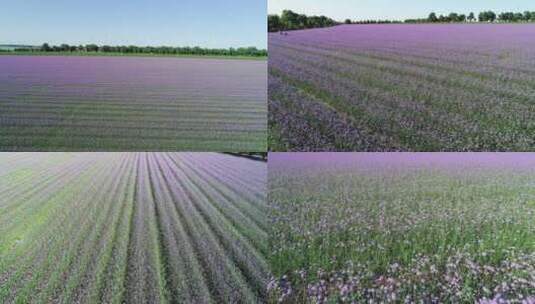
268,10 -> 337,32
405,10 -> 535,23
268,9 -> 535,31
10,43 -> 267,57
346,19 -> 402,24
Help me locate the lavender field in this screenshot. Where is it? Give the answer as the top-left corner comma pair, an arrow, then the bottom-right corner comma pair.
0,153 -> 268,303
0,55 -> 266,151
268,153 -> 535,303
269,24 -> 535,151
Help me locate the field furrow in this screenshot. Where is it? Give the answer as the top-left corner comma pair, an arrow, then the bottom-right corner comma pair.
269,24 -> 535,151
0,56 -> 267,151
0,152 -> 268,303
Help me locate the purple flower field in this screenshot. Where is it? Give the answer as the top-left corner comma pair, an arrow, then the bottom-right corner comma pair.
0,153 -> 268,303
268,153 -> 535,303
0,55 -> 266,151
269,24 -> 535,151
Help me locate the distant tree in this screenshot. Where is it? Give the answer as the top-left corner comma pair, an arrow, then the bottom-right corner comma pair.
448,13 -> 459,22
499,12 -> 512,22
86,44 -> 99,52
479,11 -> 496,22
268,14 -> 281,32
344,19 -> 352,24
523,11 -> 532,21
428,12 -> 438,22
281,10 -> 299,30
458,14 -> 466,22
468,12 -> 475,22
296,14 -> 308,28
41,43 -> 51,52
309,16 -> 324,27
489,11 -> 497,22
273,10 -> 337,31
14,43 -> 266,57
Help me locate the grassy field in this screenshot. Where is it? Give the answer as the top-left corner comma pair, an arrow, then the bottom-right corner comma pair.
0,51 -> 267,60
268,153 -> 535,303
269,24 -> 535,151
0,153 -> 268,303
0,55 -> 266,151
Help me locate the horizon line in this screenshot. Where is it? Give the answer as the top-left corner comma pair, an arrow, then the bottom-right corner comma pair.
268,8 -> 535,22
0,43 -> 267,50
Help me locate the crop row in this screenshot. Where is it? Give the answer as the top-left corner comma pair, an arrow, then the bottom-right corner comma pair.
0,56 -> 267,151
0,152 -> 268,303
269,24 -> 535,151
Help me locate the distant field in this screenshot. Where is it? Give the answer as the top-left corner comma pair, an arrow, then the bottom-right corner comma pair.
269,24 -> 535,151
0,153 -> 268,303
268,153 -> 535,303
0,55 -> 267,151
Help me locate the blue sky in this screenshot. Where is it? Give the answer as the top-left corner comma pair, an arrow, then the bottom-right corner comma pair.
269,0 -> 535,21
0,0 -> 266,48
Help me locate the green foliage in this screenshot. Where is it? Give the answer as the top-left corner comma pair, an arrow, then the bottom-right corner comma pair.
468,12 -> 475,21
268,14 -> 281,32
498,11 -> 535,22
268,10 -> 337,32
478,11 -> 496,22
41,43 -> 50,51
12,43 -> 267,58
271,8 -> 535,27
405,10 -> 535,23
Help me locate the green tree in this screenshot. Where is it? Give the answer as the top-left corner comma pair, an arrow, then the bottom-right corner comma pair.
344,19 -> 352,24
448,13 -> 459,22
296,14 -> 308,28
41,43 -> 51,52
86,44 -> 99,52
428,12 -> 438,22
479,11 -> 496,22
468,12 -> 475,22
281,10 -> 299,30
268,14 -> 281,32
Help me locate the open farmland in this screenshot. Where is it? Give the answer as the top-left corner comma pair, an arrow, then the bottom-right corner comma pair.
268,153 -> 535,303
269,24 -> 535,151
0,153 -> 268,303
0,55 -> 266,151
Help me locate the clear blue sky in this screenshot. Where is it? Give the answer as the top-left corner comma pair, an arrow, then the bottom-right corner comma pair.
1,0 -> 266,48
269,0 -> 535,21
